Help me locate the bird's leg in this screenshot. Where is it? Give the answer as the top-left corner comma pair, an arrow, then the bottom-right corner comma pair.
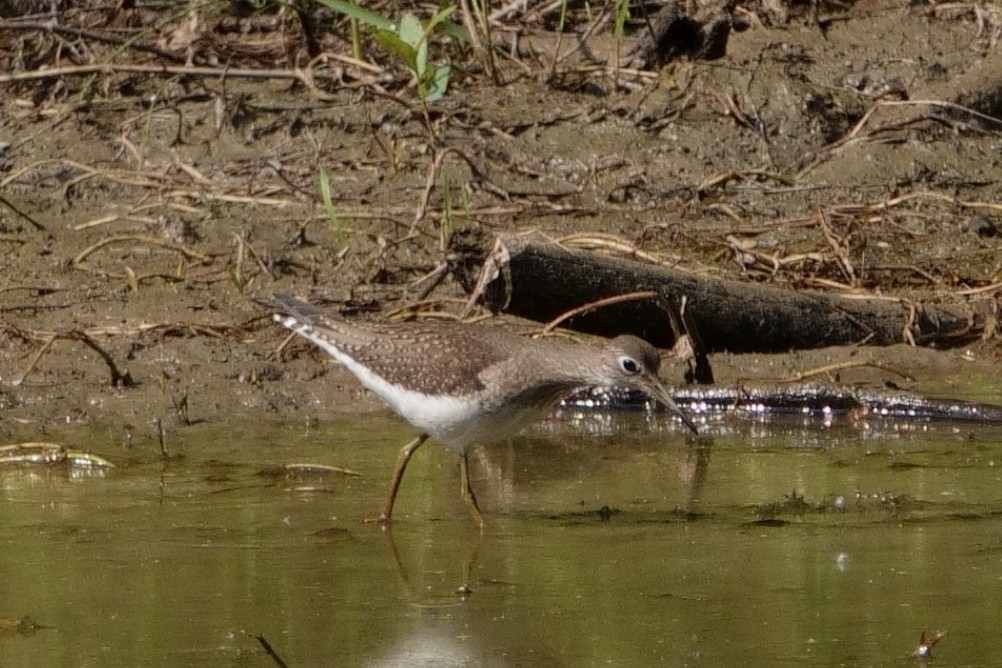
375,433 -> 429,524
460,450 -> 485,530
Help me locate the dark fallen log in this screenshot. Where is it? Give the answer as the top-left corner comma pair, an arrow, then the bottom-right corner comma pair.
447,229 -> 994,352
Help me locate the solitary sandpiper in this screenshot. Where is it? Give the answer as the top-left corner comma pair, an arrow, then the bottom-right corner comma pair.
271,293 -> 697,526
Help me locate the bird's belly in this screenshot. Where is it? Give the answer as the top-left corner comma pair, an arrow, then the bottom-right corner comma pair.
390,391 -> 545,452
337,354 -> 550,451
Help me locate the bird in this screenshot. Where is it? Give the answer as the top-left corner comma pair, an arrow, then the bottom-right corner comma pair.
269,293 -> 697,526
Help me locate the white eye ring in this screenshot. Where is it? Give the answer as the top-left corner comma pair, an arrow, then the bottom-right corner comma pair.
619,356 -> 639,375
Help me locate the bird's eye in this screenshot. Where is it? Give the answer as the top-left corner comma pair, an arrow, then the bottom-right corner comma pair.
619,356 -> 639,374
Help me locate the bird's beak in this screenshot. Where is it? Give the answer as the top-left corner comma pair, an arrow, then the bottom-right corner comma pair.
642,377 -> 698,434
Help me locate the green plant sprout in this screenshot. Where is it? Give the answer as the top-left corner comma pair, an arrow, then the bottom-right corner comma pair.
548,0 -> 570,80
441,171 -> 453,250
614,0 -> 630,83
317,165 -> 346,244
316,0 -> 467,102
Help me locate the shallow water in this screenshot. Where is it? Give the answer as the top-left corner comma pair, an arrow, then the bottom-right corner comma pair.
2,411 -> 1001,667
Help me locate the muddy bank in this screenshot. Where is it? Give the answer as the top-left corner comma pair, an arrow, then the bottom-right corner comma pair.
0,2 -> 999,442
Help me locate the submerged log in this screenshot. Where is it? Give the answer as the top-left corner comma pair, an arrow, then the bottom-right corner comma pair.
447,229 -> 993,353
564,383 -> 1002,424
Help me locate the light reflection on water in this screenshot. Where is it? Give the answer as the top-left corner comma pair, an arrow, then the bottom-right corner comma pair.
1,413 -> 1000,667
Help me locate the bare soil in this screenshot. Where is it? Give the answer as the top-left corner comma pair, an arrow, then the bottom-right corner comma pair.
0,1 -> 1000,442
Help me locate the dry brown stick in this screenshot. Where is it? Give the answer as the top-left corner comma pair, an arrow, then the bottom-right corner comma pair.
4,320 -> 256,345
779,359 -> 915,383
957,281 -> 1002,296
1,158 -> 139,190
284,463 -> 363,479
183,324 -> 234,340
539,290 -> 658,335
0,284 -> 63,295
0,20 -> 188,62
4,158 -> 234,205
168,190 -> 294,207
879,98 -> 1002,127
413,147 -> 457,233
859,189 -> 1002,214
233,233 -> 247,288
799,98 -> 1002,178
11,330 -> 130,387
411,147 -> 492,232
65,330 -> 132,387
461,235 -> 513,318
411,260 -> 452,302
0,63 -> 347,85
10,333 -> 56,387
384,298 -> 472,321
61,168 -> 164,194
817,208 -> 856,286
902,301 -> 918,347
95,320 -> 256,338
796,103 -> 881,178
577,64 -> 659,81
865,264 -> 943,286
250,633 -> 289,668
325,52 -> 385,74
237,233 -> 277,281
553,1 -> 615,68
0,193 -> 47,232
156,419 -> 171,460
457,0 -> 484,53
72,235 -> 212,266
697,169 -> 795,192
556,232 -> 682,266
275,330 -> 300,356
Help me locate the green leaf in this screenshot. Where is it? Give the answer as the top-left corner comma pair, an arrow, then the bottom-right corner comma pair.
415,36 -> 428,79
314,0 -> 393,30
397,13 -> 426,77
614,0 -> 630,38
397,13 -> 423,48
316,165 -> 343,239
424,62 -> 451,102
373,29 -> 418,73
438,21 -> 470,42
424,6 -> 457,35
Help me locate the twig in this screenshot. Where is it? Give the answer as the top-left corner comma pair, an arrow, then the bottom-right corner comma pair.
10,334 -> 56,386
11,330 -> 131,387
462,236 -> 512,318
0,20 -> 188,63
0,63 -> 346,86
251,633 -> 289,668
73,235 -> 212,266
780,359 -> 915,383
818,209 -> 856,286
880,98 -> 1002,127
66,330 -> 133,387
0,194 -> 47,231
156,419 -> 170,459
556,233 -> 680,266
412,148 -> 490,232
956,281 -> 1002,296
539,291 -> 658,335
